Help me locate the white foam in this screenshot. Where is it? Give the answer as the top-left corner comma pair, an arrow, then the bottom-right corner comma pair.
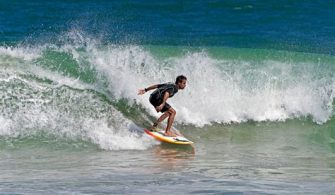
0,45 -> 42,61
0,116 -> 14,136
0,72 -> 157,150
71,40 -> 335,126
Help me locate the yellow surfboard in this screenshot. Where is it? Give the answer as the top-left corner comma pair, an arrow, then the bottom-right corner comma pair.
144,129 -> 193,145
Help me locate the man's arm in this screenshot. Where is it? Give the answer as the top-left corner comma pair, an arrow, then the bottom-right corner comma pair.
138,84 -> 160,95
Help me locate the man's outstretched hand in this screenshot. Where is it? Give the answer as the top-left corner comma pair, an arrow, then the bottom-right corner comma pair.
138,89 -> 146,95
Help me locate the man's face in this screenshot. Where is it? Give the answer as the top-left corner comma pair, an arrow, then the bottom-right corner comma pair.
178,79 -> 187,90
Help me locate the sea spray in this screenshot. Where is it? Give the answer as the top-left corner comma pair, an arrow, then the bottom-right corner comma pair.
59,35 -> 334,126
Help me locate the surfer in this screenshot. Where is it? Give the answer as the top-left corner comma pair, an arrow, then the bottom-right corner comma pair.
138,75 -> 187,136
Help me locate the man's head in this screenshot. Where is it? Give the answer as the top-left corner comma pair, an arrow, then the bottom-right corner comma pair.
175,75 -> 187,90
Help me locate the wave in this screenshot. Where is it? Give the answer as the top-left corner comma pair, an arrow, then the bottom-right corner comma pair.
53,31 -> 334,126
0,30 -> 334,149
0,65 -> 155,150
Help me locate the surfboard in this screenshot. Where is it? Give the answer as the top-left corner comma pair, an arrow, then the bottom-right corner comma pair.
144,129 -> 193,145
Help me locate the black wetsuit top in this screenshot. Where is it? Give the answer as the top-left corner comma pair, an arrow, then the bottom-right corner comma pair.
149,82 -> 178,112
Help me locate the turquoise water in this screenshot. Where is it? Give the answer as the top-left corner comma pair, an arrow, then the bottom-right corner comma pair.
1,1 -> 335,194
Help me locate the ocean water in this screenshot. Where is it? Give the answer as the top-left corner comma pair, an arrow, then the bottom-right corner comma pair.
1,1 -> 335,194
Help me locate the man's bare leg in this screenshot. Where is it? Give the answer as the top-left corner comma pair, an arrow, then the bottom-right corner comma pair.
165,108 -> 176,136
150,111 -> 170,131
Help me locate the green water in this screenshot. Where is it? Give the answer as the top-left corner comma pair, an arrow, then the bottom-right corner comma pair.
1,120 -> 335,194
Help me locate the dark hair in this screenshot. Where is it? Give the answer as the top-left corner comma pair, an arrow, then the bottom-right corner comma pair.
175,75 -> 187,84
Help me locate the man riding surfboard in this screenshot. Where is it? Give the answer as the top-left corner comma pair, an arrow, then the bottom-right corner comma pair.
138,75 -> 187,137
